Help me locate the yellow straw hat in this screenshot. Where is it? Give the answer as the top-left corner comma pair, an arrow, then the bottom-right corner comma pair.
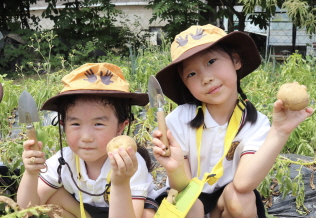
41,63 -> 148,111
156,24 -> 261,105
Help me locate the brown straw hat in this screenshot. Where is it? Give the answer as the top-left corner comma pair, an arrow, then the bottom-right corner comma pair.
0,83 -> 3,103
156,24 -> 261,105
41,63 -> 149,111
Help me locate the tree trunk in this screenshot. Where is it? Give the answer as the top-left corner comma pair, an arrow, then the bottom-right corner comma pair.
0,2 -> 8,31
221,0 -> 240,32
227,12 -> 234,32
200,0 -> 217,26
19,0 -> 31,29
236,11 -> 246,31
75,0 -> 81,26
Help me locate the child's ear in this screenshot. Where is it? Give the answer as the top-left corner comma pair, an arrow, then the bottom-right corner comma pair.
117,119 -> 129,135
59,120 -> 64,126
232,53 -> 242,70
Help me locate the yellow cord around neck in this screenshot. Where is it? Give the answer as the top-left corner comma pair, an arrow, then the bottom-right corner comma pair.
75,155 -> 112,217
196,101 -> 245,185
75,155 -> 87,218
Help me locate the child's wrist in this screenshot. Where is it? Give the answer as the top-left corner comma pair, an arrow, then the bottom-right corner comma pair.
270,125 -> 291,137
111,179 -> 130,187
167,163 -> 186,176
24,170 -> 40,177
267,126 -> 291,148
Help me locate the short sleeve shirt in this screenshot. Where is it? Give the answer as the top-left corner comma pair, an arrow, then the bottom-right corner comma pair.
166,104 -> 271,193
40,147 -> 152,207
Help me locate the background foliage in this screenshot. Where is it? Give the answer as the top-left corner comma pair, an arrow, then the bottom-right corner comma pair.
1,0 -> 315,77
0,0 -> 152,78
146,0 -> 211,39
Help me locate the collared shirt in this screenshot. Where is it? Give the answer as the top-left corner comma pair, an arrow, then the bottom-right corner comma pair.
40,147 -> 152,207
166,104 -> 270,193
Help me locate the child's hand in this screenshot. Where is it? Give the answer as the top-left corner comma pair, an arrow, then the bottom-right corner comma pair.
152,130 -> 184,172
108,146 -> 138,185
272,99 -> 313,134
22,140 -> 46,175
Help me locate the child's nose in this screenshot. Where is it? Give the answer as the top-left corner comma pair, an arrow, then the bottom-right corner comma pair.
200,68 -> 213,85
81,131 -> 94,142
202,74 -> 213,85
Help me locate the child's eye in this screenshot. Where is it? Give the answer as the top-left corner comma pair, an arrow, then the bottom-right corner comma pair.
95,123 -> 105,126
187,72 -> 196,78
207,59 -> 216,66
71,123 -> 80,126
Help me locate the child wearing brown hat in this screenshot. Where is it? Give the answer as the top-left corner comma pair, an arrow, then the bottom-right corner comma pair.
17,63 -> 158,218
151,24 -> 313,218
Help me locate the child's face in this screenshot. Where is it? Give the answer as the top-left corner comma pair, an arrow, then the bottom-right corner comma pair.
180,49 -> 241,107
64,98 -> 127,164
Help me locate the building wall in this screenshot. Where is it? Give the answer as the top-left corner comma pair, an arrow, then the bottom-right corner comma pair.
29,1 -> 166,44
29,1 -> 166,30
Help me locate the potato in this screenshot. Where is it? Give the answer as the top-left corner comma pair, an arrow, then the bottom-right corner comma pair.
107,135 -> 137,153
277,83 -> 309,111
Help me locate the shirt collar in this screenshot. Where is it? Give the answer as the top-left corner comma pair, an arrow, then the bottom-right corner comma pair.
204,107 -> 228,129
78,157 -> 111,182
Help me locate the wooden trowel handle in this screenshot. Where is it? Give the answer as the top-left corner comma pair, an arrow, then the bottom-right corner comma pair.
157,111 -> 171,156
27,128 -> 40,151
166,189 -> 178,204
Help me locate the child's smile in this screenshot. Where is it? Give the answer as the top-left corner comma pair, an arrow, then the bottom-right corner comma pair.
80,147 -> 95,151
81,147 -> 94,150
208,85 -> 222,94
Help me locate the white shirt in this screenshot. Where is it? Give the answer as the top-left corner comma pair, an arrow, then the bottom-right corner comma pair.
40,147 -> 153,207
166,104 -> 270,193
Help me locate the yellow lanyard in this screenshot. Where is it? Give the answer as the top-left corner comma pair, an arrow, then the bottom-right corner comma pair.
196,101 -> 245,185
75,155 -> 87,218
104,171 -> 111,204
75,155 -> 112,217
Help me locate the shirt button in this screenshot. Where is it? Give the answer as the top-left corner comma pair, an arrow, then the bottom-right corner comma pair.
214,148 -> 220,153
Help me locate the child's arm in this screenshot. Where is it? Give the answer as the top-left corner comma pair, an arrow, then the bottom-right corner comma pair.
152,130 -> 191,192
17,140 -> 49,208
108,146 -> 143,218
233,99 -> 313,192
18,140 -> 76,216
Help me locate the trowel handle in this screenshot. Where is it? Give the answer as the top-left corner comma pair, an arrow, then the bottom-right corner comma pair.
166,189 -> 178,204
157,111 -> 171,157
27,127 -> 40,151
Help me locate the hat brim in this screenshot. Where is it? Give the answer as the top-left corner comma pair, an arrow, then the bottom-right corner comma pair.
156,31 -> 261,105
41,90 -> 149,112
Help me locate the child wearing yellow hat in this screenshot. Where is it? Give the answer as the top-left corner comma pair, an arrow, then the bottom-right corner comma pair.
151,24 -> 313,218
17,63 -> 158,218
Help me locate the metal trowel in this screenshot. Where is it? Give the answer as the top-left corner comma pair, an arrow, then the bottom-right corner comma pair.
148,75 -> 171,156
18,90 -> 40,150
